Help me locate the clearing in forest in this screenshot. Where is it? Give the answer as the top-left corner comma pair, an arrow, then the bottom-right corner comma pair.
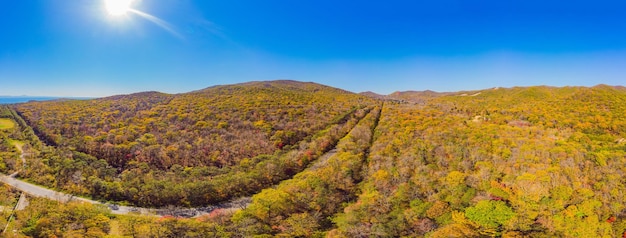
0,118 -> 15,130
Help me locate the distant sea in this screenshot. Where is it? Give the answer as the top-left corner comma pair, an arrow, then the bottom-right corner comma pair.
0,96 -> 94,104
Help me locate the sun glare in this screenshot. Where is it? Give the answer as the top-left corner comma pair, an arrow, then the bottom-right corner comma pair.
105,0 -> 133,16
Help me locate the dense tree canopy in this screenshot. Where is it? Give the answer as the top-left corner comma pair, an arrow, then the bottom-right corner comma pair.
2,83 -> 626,237
330,85 -> 626,237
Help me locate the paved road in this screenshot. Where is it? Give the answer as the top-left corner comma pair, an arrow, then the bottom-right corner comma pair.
1,174 -> 95,204
0,172 -> 253,217
0,173 -> 161,216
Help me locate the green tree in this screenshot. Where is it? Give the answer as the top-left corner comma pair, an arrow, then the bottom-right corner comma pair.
465,200 -> 515,230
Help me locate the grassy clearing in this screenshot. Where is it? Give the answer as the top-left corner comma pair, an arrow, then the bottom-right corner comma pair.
0,118 -> 16,130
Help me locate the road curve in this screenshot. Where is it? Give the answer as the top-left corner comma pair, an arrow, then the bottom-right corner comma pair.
0,173 -> 156,216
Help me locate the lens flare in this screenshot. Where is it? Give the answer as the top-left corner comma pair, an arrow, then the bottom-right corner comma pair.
105,0 -> 132,16
128,9 -> 184,40
103,0 -> 184,39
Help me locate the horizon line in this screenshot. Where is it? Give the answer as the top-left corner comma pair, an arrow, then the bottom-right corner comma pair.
1,81 -> 623,98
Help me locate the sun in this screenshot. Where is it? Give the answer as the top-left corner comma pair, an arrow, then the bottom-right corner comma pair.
105,0 -> 133,16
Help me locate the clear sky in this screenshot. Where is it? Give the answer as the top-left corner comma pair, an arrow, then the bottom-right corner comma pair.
1,0 -> 626,97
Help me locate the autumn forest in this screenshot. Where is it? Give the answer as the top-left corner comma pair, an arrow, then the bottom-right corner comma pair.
1,81 -> 626,237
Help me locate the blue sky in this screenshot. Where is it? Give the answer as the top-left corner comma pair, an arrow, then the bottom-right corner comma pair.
1,0 -> 626,97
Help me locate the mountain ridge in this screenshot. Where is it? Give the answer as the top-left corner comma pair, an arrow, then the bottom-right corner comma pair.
7,81 -> 624,101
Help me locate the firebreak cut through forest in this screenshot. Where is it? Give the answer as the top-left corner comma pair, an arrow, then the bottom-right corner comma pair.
1,80 -> 626,237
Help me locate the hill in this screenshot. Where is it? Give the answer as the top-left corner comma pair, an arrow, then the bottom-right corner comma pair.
2,82 -> 626,237
358,91 -> 387,99
12,80 -> 375,206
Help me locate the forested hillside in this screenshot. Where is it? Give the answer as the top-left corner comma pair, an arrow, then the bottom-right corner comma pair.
3,83 -> 626,237
16,80 -> 369,169
332,85 -> 626,237
11,81 -> 375,206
